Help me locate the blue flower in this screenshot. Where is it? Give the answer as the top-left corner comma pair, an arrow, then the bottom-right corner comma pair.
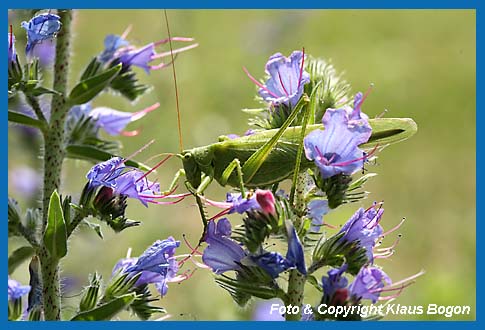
99,34 -> 129,63
21,13 -> 61,55
252,299 -> 285,321
30,39 -> 56,66
119,43 -> 156,74
99,34 -> 198,74
9,166 -> 42,199
86,158 -> 161,207
304,108 -> 372,179
68,102 -> 159,136
114,237 -> 180,296
258,51 -> 310,107
285,221 -> 306,275
226,193 -> 261,214
202,218 -> 246,274
8,278 -> 31,301
321,264 -> 348,301
348,266 -> 392,303
250,252 -> 294,279
307,199 -> 329,232
339,204 -> 384,262
86,157 -> 125,188
8,32 -> 16,64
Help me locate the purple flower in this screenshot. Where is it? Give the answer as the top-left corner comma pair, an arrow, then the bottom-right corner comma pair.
8,32 -> 16,64
86,157 -> 125,187
21,13 -> 61,55
226,192 -> 261,214
346,92 -> 369,122
307,199 -> 329,232
285,221 -> 306,275
99,34 -> 129,63
304,108 -> 372,179
257,51 -> 310,107
252,299 -> 285,321
114,237 -> 180,296
86,158 -> 161,207
348,266 -> 392,303
30,39 -> 56,66
251,252 -> 294,279
69,102 -> 159,136
100,34 -> 198,74
202,218 -> 246,274
321,264 -> 348,301
8,278 -> 31,301
339,204 -> 384,262
9,166 -> 42,199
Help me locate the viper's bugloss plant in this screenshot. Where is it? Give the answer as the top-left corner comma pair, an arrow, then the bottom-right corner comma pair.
8,9 -> 419,322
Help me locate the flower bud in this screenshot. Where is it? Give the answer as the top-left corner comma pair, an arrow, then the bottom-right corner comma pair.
255,189 -> 276,215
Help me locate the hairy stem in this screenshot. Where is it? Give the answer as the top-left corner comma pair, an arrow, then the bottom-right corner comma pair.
39,9 -> 73,321
25,95 -> 47,124
285,172 -> 307,321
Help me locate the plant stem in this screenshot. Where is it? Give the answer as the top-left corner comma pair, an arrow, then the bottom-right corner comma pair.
39,9 -> 73,321
285,172 -> 307,321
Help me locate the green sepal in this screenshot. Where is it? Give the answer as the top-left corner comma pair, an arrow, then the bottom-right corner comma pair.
8,297 -> 23,321
68,63 -> 122,105
27,306 -> 43,321
109,66 -> 150,101
43,190 -> 67,260
8,246 -> 35,275
309,232 -> 368,275
80,57 -> 103,81
8,198 -> 22,237
8,111 -> 46,131
66,144 -> 151,171
102,272 -> 141,303
130,285 -> 166,320
215,265 -> 286,307
306,274 -> 323,292
84,221 -> 104,239
71,293 -> 136,321
79,272 -> 102,312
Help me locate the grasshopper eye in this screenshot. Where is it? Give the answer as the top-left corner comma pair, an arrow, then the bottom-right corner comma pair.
184,153 -> 192,160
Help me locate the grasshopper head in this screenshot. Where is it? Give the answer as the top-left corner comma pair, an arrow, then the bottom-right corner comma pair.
181,147 -> 215,189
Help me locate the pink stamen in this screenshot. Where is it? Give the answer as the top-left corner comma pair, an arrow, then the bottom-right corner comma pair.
120,24 -> 132,40
374,250 -> 394,259
278,71 -> 289,97
182,234 -> 203,256
121,129 -> 141,137
136,154 -> 173,182
382,217 -> 406,237
122,139 -> 155,165
200,196 -> 233,209
357,84 -> 374,109
153,37 -> 195,47
209,208 -> 231,221
384,270 -> 425,289
243,67 -> 280,99
131,102 -> 160,121
332,144 -> 379,167
149,197 -> 185,205
376,236 -> 401,252
323,223 -> 338,229
297,47 -> 305,90
151,43 -> 199,59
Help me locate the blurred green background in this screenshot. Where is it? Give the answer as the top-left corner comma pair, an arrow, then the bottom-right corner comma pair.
8,10 -> 475,320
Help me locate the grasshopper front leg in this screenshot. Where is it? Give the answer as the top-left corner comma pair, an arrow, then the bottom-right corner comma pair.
220,158 -> 246,198
186,175 -> 212,245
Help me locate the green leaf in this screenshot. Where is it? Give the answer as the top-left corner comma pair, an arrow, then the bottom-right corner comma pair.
43,190 -> 67,260
68,63 -> 122,105
80,57 -> 102,81
71,293 -> 136,321
8,111 -> 46,130
66,144 -> 151,171
363,117 -> 418,148
8,246 -> 35,275
29,85 -> 61,97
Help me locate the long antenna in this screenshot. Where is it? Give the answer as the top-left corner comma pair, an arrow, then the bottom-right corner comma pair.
164,9 -> 184,153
